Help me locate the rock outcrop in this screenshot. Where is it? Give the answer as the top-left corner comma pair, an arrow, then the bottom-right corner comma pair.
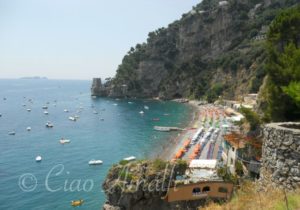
91,78 -> 108,96
102,160 -> 206,210
261,122 -> 300,190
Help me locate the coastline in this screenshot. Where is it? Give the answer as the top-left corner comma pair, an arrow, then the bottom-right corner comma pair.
154,100 -> 201,160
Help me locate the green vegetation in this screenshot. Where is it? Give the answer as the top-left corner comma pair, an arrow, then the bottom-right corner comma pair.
235,160 -> 244,176
203,181 -> 300,210
240,107 -> 261,131
217,166 -> 238,184
119,160 -> 130,165
263,5 -> 300,121
174,159 -> 188,175
152,159 -> 167,171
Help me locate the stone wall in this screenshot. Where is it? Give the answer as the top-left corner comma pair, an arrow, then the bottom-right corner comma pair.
261,122 -> 300,190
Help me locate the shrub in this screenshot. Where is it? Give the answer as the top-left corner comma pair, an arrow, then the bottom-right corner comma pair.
240,107 -> 261,131
152,159 -> 167,171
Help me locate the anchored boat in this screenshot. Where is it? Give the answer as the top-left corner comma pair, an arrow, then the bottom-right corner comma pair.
35,156 -> 42,162
88,160 -> 103,165
71,199 -> 84,207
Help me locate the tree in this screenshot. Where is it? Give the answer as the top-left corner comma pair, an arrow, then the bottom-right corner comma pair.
263,6 -> 300,121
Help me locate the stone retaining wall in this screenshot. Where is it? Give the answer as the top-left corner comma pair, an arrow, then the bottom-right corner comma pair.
262,122 -> 300,190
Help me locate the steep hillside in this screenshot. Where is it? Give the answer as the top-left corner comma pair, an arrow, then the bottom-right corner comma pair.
102,0 -> 299,101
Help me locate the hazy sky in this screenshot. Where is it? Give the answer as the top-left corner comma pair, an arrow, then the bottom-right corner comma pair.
0,0 -> 200,80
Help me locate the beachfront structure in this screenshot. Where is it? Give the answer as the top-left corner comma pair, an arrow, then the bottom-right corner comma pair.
222,134 -> 245,174
164,159 -> 233,203
164,181 -> 233,202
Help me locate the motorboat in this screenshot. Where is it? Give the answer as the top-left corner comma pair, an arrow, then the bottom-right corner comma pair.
44,111 -> 49,115
8,131 -> 16,135
45,122 -> 54,128
128,101 -> 133,104
93,110 -> 98,114
113,103 -> 118,106
123,156 -> 136,161
152,118 -> 160,121
60,139 -> 71,144
71,200 -> 84,207
88,160 -> 103,165
68,116 -> 76,121
64,109 -> 69,113
27,108 -> 31,112
139,111 -> 144,114
26,127 -> 31,131
42,106 -> 48,109
36,156 -> 42,162
144,106 -> 149,110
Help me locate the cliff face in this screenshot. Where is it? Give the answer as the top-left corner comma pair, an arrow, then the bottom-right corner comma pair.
98,0 -> 298,100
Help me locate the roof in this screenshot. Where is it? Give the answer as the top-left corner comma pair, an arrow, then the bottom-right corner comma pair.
189,159 -> 217,169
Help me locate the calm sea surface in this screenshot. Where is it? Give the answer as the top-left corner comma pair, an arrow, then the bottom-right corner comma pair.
0,79 -> 192,210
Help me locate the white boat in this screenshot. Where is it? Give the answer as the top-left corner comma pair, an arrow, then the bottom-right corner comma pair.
128,102 -> 133,104
42,106 -> 48,109
64,109 -> 69,113
144,106 -> 149,110
8,131 -> 16,135
36,156 -> 42,162
69,116 -> 76,121
45,122 -> 54,128
123,156 -> 136,161
60,139 -> 71,144
93,110 -> 98,114
113,103 -> 118,106
27,108 -> 31,112
88,160 -> 103,165
44,111 -> 49,115
26,127 -> 31,131
139,111 -> 144,114
92,96 -> 97,99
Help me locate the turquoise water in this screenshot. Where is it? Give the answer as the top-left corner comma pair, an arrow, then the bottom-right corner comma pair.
0,79 -> 192,210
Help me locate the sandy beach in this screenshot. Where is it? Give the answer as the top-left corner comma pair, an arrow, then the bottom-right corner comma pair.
158,100 -> 202,160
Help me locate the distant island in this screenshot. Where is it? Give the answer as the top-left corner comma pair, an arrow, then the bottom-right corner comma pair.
20,76 -> 48,80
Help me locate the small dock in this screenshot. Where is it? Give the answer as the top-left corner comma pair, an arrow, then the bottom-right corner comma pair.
154,126 -> 184,132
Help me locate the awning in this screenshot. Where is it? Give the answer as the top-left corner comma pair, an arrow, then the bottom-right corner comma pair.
189,159 -> 217,169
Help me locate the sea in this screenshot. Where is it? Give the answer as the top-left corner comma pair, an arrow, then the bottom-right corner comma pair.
0,79 -> 192,210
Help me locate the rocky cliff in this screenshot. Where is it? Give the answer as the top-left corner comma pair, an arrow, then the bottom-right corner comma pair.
95,0 -> 298,101
102,160 -> 206,210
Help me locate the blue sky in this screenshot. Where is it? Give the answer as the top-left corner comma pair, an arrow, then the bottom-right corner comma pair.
0,0 -> 200,80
